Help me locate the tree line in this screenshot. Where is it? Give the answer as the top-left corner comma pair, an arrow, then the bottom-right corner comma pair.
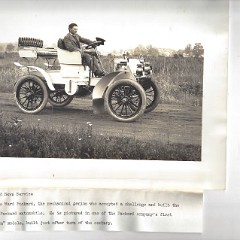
0,41 -> 204,58
114,43 -> 204,58
0,42 -> 17,52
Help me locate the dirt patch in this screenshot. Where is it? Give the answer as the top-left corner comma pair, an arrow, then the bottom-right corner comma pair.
0,92 -> 202,146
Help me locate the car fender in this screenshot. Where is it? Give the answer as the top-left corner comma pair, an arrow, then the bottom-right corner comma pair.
26,66 -> 55,91
92,70 -> 135,114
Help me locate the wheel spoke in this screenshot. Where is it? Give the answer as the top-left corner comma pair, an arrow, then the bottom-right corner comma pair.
21,85 -> 30,91
145,88 -> 154,93
129,100 -> 138,108
120,104 -> 125,115
19,90 -> 28,95
146,96 -> 154,101
125,104 -> 130,115
49,88 -> 72,105
51,92 -> 57,98
113,102 -> 123,111
19,95 -> 27,100
61,95 -> 67,102
127,104 -> 134,114
28,81 -> 33,89
130,95 -> 140,99
26,100 -> 30,109
21,98 -> 28,105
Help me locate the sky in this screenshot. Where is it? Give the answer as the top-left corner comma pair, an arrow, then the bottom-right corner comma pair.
0,0 -> 228,53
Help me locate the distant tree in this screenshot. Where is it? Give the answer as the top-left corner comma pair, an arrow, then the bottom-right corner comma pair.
6,43 -> 15,52
173,49 -> 184,58
184,44 -> 192,56
0,44 -> 5,52
133,44 -> 147,56
146,45 -> 159,56
112,50 -> 118,55
133,44 -> 160,56
177,49 -> 184,55
174,53 -> 183,59
192,43 -> 204,58
119,49 -> 124,55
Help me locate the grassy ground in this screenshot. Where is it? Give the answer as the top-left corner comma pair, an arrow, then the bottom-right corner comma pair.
0,115 -> 201,161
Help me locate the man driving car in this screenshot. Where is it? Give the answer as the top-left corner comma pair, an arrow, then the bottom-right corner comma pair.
63,23 -> 105,77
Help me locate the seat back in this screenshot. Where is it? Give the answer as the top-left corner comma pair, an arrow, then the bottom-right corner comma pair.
57,48 -> 82,65
57,38 -> 82,65
57,38 -> 65,50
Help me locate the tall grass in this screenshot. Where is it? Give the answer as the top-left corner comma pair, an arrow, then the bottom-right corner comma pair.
0,115 -> 201,161
0,52 -> 203,105
145,56 -> 203,105
102,55 -> 203,105
0,52 -> 22,92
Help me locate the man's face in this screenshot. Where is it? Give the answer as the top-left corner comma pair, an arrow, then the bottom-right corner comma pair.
69,26 -> 78,35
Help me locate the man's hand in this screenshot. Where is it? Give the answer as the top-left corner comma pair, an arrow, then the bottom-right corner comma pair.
83,48 -> 96,54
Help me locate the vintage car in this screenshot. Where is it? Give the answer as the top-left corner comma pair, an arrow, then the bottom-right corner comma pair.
14,37 -> 159,122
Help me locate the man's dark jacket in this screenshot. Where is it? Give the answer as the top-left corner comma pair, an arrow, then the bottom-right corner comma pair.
63,33 -> 93,52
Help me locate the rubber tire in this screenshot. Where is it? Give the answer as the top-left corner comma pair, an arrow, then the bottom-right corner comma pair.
144,80 -> 160,113
18,37 -> 43,48
48,90 -> 74,107
104,79 -> 146,122
14,75 -> 48,114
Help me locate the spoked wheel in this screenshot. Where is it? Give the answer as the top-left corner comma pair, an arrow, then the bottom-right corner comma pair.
14,75 -> 48,114
139,79 -> 160,113
48,85 -> 74,107
104,79 -> 146,122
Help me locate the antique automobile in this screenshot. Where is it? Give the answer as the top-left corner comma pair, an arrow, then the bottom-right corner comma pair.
14,37 -> 159,122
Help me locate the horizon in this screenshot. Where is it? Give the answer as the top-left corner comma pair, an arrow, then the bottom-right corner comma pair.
0,40 -> 204,54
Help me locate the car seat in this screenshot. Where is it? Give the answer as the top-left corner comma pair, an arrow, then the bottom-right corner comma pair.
57,38 -> 82,65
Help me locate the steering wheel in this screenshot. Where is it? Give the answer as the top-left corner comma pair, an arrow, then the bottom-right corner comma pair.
85,37 -> 105,49
85,40 -> 103,49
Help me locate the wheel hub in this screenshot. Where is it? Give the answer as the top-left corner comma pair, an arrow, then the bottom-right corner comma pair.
26,91 -> 35,99
121,97 -> 129,103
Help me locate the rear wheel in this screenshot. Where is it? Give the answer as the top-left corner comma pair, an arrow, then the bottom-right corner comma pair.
48,86 -> 74,107
104,79 -> 146,122
138,78 -> 160,113
14,75 -> 48,114
144,80 -> 160,113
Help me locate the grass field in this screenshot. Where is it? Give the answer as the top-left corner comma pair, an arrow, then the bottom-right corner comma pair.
102,55 -> 203,105
0,52 -> 203,106
0,114 -> 201,160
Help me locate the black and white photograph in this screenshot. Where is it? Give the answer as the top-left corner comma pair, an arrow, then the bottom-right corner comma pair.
0,0 -> 228,162
1,0 -> 237,238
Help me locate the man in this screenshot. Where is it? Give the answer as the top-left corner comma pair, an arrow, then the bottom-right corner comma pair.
63,23 -> 105,77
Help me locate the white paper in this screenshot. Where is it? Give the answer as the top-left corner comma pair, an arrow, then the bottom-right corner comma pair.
0,189 -> 202,232
0,0 -> 228,191
0,0 -> 229,233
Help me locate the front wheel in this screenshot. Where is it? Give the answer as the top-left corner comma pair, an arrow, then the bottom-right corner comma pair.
104,79 -> 146,122
14,75 -> 48,114
48,86 -> 74,107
